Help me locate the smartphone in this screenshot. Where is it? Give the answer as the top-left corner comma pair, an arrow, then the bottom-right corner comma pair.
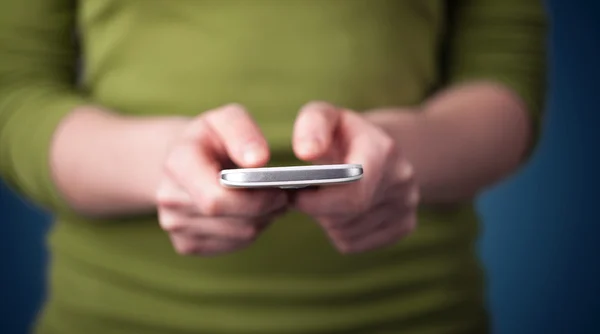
219,164 -> 363,189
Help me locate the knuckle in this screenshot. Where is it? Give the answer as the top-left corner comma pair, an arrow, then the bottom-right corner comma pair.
379,134 -> 397,158
198,189 -> 226,216
199,197 -> 221,217
328,229 -> 355,254
239,226 -> 260,241
397,161 -> 416,183
173,241 -> 199,256
335,240 -> 355,254
163,146 -> 188,175
159,212 -> 186,232
155,185 -> 184,208
155,187 -> 174,207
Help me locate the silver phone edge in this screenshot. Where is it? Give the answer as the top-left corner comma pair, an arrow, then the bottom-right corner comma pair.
220,174 -> 363,189
219,163 -> 363,175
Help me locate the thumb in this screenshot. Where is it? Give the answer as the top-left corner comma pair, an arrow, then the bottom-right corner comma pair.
293,101 -> 341,161
203,104 -> 270,168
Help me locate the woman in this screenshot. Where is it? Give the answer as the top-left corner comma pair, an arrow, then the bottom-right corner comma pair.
0,1 -> 547,333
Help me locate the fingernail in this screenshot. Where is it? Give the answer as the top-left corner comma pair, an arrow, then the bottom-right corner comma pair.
243,143 -> 263,165
298,137 -> 321,156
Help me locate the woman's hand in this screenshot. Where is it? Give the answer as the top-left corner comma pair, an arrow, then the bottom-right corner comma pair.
156,104 -> 288,256
292,102 -> 419,254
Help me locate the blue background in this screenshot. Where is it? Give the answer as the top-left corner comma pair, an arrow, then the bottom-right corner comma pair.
1,1 -> 598,333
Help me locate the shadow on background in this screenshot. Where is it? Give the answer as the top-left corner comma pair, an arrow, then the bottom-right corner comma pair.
1,1 -> 599,333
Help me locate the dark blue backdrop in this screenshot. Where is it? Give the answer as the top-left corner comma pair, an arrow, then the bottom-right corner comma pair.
1,1 -> 598,333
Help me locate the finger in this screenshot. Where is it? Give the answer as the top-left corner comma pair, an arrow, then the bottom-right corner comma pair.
294,112 -> 394,216
165,118 -> 222,192
189,187 -> 289,217
169,234 -> 252,256
320,202 -> 392,252
343,215 -> 416,254
382,179 -> 420,207
159,209 -> 267,240
165,138 -> 288,217
155,178 -> 194,210
204,104 -> 270,168
381,159 -> 416,192
293,101 -> 342,161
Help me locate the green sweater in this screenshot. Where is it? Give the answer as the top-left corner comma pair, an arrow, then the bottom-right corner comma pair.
0,1 -> 547,333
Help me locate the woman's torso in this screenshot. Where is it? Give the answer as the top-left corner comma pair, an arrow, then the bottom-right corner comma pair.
37,1 -> 488,333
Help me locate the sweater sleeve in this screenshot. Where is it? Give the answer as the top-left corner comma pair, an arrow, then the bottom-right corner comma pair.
444,0 -> 549,157
0,0 -> 88,213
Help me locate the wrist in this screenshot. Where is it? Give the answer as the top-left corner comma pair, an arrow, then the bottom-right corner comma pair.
363,108 -> 437,201
51,106 -> 191,217
118,115 -> 191,209
363,108 -> 426,146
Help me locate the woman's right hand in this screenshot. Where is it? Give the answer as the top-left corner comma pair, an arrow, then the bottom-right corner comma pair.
156,104 -> 289,256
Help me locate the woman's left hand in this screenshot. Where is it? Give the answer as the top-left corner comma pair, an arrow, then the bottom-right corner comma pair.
291,102 -> 420,254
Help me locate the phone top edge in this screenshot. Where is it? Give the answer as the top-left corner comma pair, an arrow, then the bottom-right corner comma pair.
220,163 -> 363,175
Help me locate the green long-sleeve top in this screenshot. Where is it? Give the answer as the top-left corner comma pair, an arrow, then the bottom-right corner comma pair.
0,1 -> 547,333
